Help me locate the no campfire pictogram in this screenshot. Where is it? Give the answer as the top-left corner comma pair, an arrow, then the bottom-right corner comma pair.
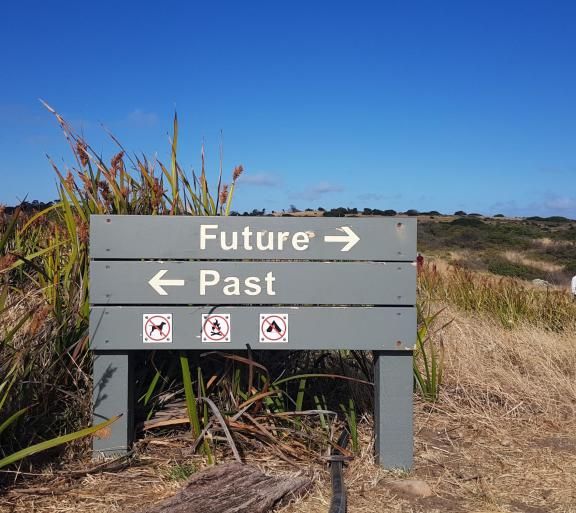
202,314 -> 231,342
260,314 -> 289,343
143,314 -> 172,343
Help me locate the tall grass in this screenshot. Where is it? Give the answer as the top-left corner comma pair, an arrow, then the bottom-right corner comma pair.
413,303 -> 450,402
0,103 -> 243,468
418,262 -> 576,331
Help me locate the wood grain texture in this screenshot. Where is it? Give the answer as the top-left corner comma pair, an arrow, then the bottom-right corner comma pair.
134,463 -> 311,513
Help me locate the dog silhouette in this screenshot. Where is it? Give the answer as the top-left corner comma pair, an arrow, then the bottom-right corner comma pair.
150,321 -> 167,335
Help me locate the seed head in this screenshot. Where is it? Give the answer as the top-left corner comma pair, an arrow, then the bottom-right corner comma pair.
65,171 -> 76,190
232,165 -> 244,182
78,172 -> 92,192
27,305 -> 50,337
219,184 -> 229,205
97,181 -> 111,209
76,140 -> 89,167
77,218 -> 89,244
0,254 -> 17,271
110,151 -> 124,179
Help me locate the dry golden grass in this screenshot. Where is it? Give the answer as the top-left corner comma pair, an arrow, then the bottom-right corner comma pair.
279,308 -> 576,513
532,238 -> 575,248
502,251 -> 564,273
3,304 -> 576,513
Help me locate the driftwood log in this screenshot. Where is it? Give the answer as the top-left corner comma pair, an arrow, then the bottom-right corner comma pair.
134,463 -> 312,513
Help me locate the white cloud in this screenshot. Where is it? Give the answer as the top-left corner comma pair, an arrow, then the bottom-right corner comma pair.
238,173 -> 282,187
357,192 -> 403,202
490,193 -> 576,219
543,196 -> 576,211
357,192 -> 384,201
126,109 -> 158,128
293,181 -> 344,201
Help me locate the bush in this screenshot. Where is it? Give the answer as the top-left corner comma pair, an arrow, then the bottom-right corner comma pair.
485,255 -> 542,281
527,216 -> 572,223
450,217 -> 486,227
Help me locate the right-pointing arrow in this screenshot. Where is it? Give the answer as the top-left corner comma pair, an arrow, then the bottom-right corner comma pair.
324,226 -> 360,252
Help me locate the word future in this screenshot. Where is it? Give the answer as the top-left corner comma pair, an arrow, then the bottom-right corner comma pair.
200,224 -> 310,251
200,224 -> 360,252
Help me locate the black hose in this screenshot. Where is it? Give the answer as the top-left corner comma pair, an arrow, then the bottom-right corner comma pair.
328,430 -> 349,513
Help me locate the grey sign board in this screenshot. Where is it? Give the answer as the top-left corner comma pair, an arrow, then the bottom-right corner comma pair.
90,215 -> 416,261
90,261 -> 416,305
89,214 -> 416,470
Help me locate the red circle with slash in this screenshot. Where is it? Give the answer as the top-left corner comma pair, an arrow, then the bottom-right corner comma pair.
203,315 -> 230,341
145,315 -> 171,342
260,315 -> 287,342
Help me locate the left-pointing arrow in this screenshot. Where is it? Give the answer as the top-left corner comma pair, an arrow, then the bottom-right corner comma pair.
148,269 -> 185,295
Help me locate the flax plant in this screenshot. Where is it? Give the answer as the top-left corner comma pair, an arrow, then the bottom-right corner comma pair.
0,102 -> 244,469
413,302 -> 450,401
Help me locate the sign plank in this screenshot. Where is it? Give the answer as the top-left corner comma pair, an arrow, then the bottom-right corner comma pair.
90,306 -> 416,350
90,215 -> 416,261
90,261 -> 416,305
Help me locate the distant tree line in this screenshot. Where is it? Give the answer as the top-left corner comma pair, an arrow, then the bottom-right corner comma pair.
3,201 -> 573,223
2,200 -> 54,215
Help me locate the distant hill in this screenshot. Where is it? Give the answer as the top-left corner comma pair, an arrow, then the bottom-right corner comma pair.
2,200 -> 54,214
416,214 -> 576,286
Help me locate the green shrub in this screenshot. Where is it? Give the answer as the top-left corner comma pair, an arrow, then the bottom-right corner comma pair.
450,217 -> 486,227
485,255 -> 543,281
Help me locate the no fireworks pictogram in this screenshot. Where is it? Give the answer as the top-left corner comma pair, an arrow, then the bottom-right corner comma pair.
202,313 -> 231,342
143,314 -> 172,343
259,314 -> 289,343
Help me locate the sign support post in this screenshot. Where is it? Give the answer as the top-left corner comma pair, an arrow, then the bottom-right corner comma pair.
374,351 -> 413,469
93,351 -> 134,455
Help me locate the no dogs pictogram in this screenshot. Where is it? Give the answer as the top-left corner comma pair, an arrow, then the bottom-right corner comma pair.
260,314 -> 288,343
202,314 -> 231,342
143,314 -> 172,343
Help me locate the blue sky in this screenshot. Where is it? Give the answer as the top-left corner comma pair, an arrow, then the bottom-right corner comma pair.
1,1 -> 575,218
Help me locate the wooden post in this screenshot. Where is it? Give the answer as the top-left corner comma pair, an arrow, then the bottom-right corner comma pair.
374,350 -> 413,469
92,351 -> 134,458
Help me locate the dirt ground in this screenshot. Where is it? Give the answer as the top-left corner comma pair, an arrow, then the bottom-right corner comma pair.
2,308 -> 575,513
280,408 -> 576,513
2,407 -> 575,513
